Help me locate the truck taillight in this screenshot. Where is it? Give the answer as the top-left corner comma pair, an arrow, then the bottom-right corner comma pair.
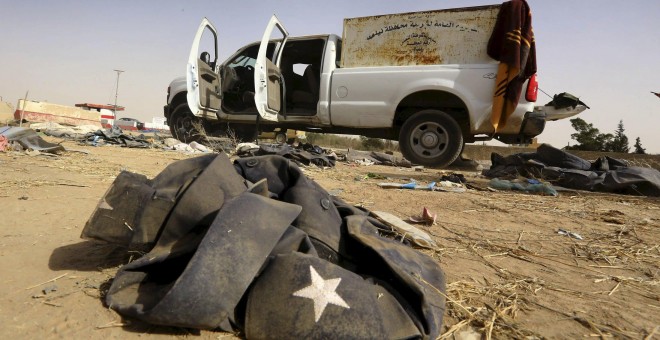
525,74 -> 538,102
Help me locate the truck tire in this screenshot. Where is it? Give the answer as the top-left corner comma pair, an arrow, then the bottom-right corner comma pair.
399,109 -> 464,167
275,132 -> 287,144
169,103 -> 203,143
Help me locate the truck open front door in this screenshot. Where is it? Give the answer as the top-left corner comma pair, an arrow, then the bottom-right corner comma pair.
187,18 -> 221,116
254,15 -> 289,122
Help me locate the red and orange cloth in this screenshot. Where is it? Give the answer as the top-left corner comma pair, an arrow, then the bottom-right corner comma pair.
487,0 -> 537,132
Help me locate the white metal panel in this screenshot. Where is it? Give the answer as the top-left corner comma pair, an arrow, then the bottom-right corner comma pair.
254,15 -> 289,122
341,5 -> 500,68
327,63 -> 539,134
187,18 -> 219,116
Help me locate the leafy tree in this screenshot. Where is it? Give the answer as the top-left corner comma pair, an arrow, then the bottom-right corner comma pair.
567,118 -> 612,151
607,120 -> 630,153
633,137 -> 646,154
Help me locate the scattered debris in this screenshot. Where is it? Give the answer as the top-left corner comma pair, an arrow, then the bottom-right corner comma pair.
82,126 -> 151,148
408,207 -> 437,226
0,135 -> 8,151
345,149 -> 412,167
170,141 -> 211,153
371,210 -> 438,249
440,173 -> 467,184
488,178 -> 558,196
24,273 -> 68,291
483,143 -> 660,196
0,126 -> 65,154
42,285 -> 58,295
378,180 -> 466,193
31,121 -> 99,138
236,142 -> 336,167
558,228 -> 584,240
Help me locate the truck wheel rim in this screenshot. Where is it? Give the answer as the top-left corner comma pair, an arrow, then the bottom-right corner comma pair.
410,122 -> 448,158
175,116 -> 198,141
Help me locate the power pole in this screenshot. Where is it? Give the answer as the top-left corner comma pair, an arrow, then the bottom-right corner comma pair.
113,69 -> 124,126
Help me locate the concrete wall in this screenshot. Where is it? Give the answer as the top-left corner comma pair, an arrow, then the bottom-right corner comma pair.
0,101 -> 14,124
15,99 -> 101,126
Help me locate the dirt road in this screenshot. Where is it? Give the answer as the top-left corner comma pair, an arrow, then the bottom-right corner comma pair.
1,139 -> 658,339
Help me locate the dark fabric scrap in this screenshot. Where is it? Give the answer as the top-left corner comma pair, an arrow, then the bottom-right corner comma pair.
82,154 -> 222,250
246,253 -> 421,339
545,92 -> 590,110
83,126 -> 151,148
237,142 -> 336,167
346,149 -> 412,167
483,144 -> 660,196
86,154 -> 447,338
107,193 -> 301,330
0,126 -> 65,153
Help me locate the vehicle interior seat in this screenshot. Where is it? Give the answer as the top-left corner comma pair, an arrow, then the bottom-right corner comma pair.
290,64 -> 320,113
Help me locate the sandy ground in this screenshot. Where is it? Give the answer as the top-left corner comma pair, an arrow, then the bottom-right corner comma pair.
1,138 -> 658,339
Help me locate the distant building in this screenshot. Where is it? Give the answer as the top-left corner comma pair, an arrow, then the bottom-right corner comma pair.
75,103 -> 124,128
15,100 -> 104,127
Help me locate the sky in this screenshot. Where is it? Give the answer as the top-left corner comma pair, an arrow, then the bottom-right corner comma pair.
1,0 -> 658,153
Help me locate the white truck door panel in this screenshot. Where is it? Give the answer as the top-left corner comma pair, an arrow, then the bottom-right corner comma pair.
254,15 -> 289,122
187,18 -> 221,115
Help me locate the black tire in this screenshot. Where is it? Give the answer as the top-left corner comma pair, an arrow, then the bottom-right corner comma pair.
169,103 -> 203,143
275,132 -> 287,144
398,109 -> 464,167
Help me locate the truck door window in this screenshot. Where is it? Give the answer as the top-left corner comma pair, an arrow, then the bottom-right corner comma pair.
280,39 -> 325,114
198,29 -> 217,69
221,43 -> 276,113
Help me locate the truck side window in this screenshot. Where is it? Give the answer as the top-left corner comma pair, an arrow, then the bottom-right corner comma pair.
221,43 -> 276,113
336,39 -> 342,68
280,38 -> 325,114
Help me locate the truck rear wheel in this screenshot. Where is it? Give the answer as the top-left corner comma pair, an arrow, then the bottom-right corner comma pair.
399,109 -> 464,167
169,103 -> 203,143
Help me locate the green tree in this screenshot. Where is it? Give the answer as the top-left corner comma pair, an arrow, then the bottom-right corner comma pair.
567,118 -> 613,151
633,137 -> 646,154
607,120 -> 630,153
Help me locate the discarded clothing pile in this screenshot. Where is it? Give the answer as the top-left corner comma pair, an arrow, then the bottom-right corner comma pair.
30,121 -> 100,138
483,144 -> 660,196
83,126 -> 151,148
0,126 -> 65,153
345,149 -> 412,167
236,142 -> 336,167
82,153 -> 446,338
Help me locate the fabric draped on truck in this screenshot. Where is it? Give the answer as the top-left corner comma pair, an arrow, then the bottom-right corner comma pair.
487,0 -> 537,132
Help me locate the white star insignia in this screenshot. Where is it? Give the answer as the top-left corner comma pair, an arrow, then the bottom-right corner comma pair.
293,265 -> 350,322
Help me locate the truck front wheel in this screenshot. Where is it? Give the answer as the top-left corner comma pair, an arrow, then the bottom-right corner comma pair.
169,103 -> 203,143
399,109 -> 464,167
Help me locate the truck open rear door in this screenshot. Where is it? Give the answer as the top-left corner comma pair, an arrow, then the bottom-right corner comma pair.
254,15 -> 289,122
187,18 -> 221,115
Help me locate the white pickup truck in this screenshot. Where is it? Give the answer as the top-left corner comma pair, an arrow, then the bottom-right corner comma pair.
164,5 -> 585,167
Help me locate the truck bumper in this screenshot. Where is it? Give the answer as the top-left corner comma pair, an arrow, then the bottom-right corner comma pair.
495,111 -> 546,145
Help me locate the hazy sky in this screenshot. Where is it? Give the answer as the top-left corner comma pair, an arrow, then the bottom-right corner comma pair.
1,0 -> 658,153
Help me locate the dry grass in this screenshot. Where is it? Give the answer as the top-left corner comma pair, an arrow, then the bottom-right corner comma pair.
425,211 -> 659,339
